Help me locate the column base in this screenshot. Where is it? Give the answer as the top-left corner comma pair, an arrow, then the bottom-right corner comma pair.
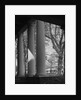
28,74 -> 35,77
18,75 -> 25,77
36,73 -> 47,77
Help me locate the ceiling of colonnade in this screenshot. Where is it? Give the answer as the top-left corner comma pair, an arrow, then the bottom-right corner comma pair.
15,15 -> 65,36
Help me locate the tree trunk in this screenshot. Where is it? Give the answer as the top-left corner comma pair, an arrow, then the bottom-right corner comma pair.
58,54 -> 63,75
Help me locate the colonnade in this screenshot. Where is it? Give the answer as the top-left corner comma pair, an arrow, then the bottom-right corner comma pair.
17,20 -> 46,77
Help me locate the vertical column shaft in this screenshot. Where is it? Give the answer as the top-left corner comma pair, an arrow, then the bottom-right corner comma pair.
36,20 -> 46,76
18,33 -> 25,77
28,21 -> 36,77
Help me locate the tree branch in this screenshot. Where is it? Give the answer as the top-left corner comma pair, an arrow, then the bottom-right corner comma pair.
62,41 -> 65,51
52,34 -> 60,49
60,30 -> 64,46
45,34 -> 51,39
50,24 -> 61,54
50,24 -> 61,55
45,33 -> 60,55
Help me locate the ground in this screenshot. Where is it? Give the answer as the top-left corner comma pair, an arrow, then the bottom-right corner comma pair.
15,75 -> 65,84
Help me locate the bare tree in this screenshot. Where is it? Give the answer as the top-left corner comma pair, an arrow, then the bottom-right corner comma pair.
45,23 -> 65,75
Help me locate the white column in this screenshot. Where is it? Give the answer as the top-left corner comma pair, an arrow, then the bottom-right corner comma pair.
18,33 -> 25,77
28,21 -> 36,77
36,20 -> 46,76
